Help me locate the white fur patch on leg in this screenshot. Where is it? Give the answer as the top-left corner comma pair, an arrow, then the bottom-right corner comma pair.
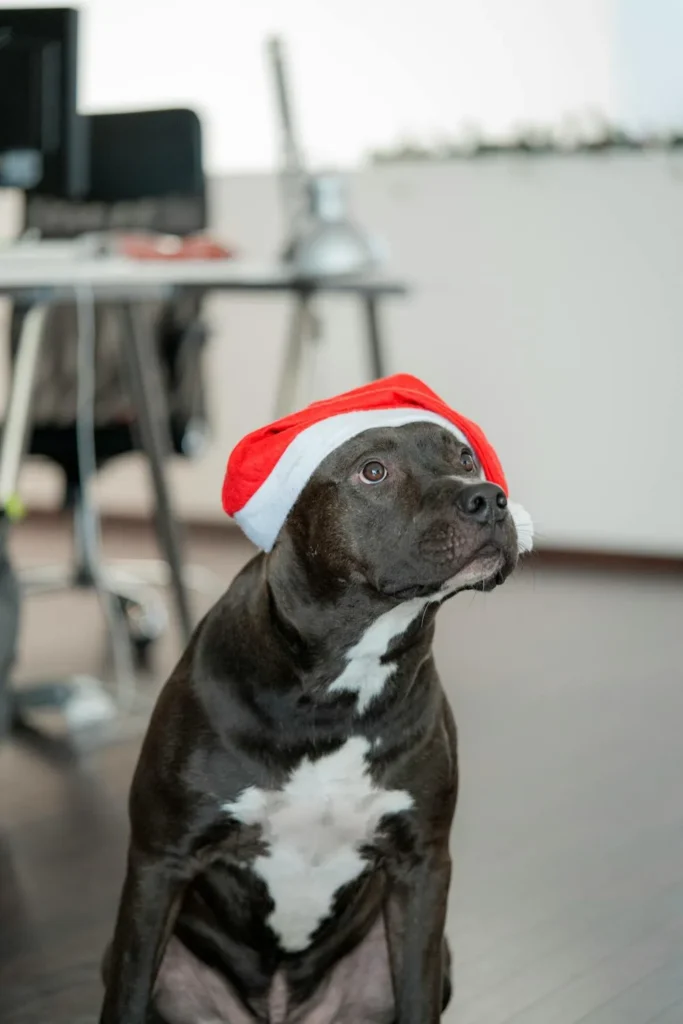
508,501 -> 534,553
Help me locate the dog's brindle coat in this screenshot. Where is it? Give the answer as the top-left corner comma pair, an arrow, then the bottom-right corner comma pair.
100,422 -> 520,1024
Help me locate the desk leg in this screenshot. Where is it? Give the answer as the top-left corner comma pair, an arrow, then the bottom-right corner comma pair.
363,294 -> 387,381
0,304 -> 49,737
0,304 -> 49,504
274,291 -> 312,419
120,303 -> 193,645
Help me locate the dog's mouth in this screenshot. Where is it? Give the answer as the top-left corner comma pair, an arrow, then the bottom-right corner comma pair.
379,543 -> 509,602
453,544 -> 507,593
380,581 -> 444,601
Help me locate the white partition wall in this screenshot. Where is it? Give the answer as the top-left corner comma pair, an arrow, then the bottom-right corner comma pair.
3,154 -> 681,555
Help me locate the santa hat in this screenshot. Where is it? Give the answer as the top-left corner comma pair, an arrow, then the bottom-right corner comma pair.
222,374 -> 533,555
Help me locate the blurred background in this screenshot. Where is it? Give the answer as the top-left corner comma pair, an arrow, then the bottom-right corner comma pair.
0,2 -> 682,1023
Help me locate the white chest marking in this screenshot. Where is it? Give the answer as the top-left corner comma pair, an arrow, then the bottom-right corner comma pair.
328,597 -> 429,713
222,736 -> 413,952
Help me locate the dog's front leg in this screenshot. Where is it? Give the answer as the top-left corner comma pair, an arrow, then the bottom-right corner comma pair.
384,847 -> 452,1024
99,846 -> 186,1024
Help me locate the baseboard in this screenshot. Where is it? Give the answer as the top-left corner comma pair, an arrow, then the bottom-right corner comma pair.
522,547 -> 683,575
21,508 -> 683,574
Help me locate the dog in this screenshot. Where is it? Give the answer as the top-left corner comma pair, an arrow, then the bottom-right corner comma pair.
99,395 -> 531,1024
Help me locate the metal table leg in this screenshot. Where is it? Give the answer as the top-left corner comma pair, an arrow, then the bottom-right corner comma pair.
0,304 -> 49,737
119,303 -> 193,644
363,294 -> 387,381
0,304 -> 49,504
274,290 -> 313,419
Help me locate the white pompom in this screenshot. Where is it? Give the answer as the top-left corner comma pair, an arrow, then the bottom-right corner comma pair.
508,501 -> 534,554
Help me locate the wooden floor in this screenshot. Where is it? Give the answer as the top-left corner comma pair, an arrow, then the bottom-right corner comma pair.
1,519 -> 682,1024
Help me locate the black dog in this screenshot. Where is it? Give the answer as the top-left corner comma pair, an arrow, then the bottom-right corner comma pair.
100,419 -> 526,1024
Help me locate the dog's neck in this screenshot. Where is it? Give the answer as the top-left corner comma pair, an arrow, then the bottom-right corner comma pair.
263,535 -> 438,695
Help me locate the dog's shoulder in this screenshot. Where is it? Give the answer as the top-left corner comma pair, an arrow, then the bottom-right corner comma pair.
194,551 -> 281,685
127,557 -> 266,802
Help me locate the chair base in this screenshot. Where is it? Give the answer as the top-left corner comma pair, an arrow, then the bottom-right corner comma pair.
10,556 -> 221,753
11,480 -> 224,751
11,675 -> 151,759
20,557 -> 223,667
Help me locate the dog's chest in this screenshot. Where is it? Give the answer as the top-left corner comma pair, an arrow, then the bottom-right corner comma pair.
222,736 -> 412,952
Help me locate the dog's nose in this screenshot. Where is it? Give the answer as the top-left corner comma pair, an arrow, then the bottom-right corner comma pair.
456,483 -> 508,524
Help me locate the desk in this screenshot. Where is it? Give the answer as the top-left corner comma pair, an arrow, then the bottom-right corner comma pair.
0,254 -> 407,414
0,254 -> 407,297
0,253 -> 408,740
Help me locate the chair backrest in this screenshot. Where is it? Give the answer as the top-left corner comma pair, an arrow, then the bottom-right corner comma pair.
89,108 -> 205,206
25,107 -> 207,238
14,108 -> 210,485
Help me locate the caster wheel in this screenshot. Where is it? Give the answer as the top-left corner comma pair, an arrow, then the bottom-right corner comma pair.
115,596 -> 167,671
130,633 -> 156,671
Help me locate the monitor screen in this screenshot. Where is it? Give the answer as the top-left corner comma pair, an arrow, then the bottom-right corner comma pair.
0,33 -> 60,153
0,8 -> 87,196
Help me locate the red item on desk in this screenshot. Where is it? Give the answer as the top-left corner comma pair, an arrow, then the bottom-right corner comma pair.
119,233 -> 235,261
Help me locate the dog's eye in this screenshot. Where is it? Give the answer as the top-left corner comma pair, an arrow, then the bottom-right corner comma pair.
361,460 -> 387,484
460,449 -> 475,471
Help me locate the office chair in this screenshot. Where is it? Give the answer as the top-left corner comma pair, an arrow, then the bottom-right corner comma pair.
11,297 -> 212,664
13,109 -> 219,677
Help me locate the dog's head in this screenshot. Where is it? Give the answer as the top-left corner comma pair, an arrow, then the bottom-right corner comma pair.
282,421 -> 525,601
223,375 -> 533,603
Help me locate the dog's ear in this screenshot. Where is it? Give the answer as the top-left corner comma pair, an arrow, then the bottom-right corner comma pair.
285,478 -> 335,551
277,479 -> 358,594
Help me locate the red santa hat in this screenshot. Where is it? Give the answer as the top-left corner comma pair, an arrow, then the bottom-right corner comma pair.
222,374 -> 533,555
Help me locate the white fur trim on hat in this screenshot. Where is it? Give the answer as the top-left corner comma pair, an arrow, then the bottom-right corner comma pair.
233,406 -> 534,557
508,501 -> 534,553
233,407 -> 469,551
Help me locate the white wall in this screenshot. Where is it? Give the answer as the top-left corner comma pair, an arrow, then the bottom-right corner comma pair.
0,0 -> 616,171
2,3 -> 682,556
615,0 -> 683,131
5,154 -> 682,556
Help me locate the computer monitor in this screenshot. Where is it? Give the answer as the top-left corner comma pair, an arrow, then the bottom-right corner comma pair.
0,7 -> 87,196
